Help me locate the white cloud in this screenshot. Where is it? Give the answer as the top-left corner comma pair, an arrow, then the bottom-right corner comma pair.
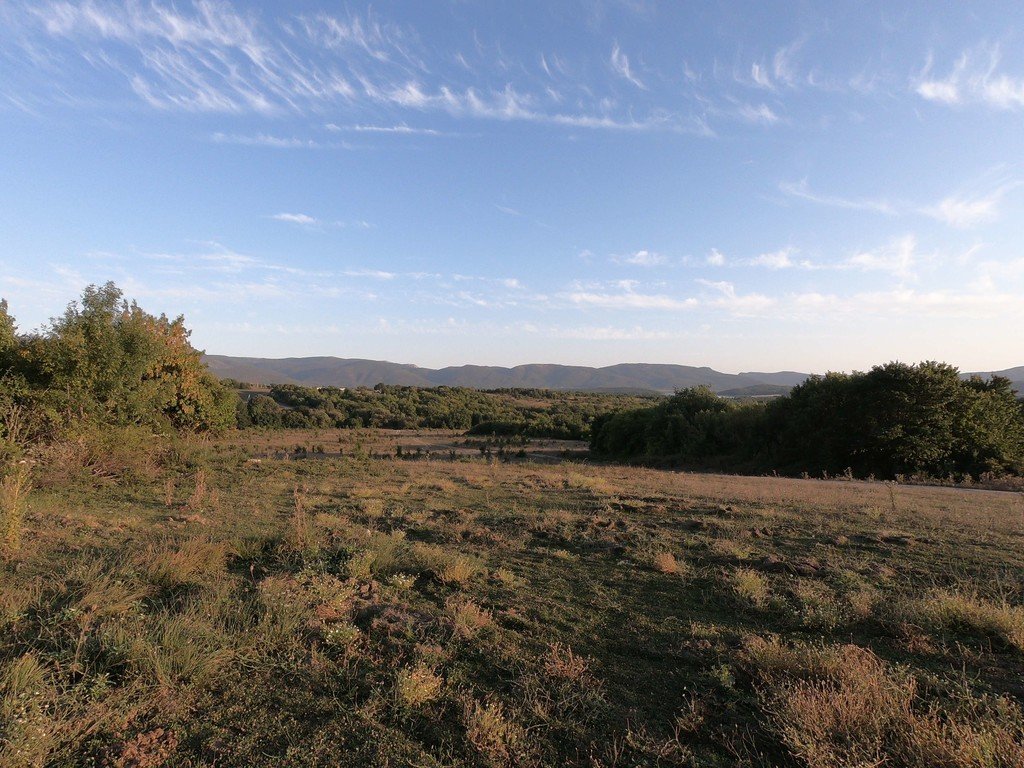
327,123 -> 445,136
706,248 -> 726,266
271,212 -> 318,225
747,40 -> 802,91
614,249 -> 667,267
610,43 -> 646,90
211,132 -> 325,148
749,248 -> 795,269
343,269 -> 396,279
921,183 -> 1018,228
781,177 -> 1017,229
846,235 -> 919,278
916,79 -> 959,105
16,2 -> 708,134
750,63 -> 773,90
567,290 -> 697,310
697,279 -> 776,314
915,45 -> 1024,110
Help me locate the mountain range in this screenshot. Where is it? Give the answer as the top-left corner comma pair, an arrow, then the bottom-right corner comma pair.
203,356 -> 1024,396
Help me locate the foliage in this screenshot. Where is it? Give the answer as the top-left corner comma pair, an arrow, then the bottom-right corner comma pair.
0,282 -> 234,444
591,362 -> 1024,479
233,382 -> 655,440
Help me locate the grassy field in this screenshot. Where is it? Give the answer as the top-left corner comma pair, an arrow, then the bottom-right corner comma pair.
2,428 -> 1024,767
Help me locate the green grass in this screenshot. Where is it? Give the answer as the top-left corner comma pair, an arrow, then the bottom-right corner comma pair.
1,427 -> 1023,766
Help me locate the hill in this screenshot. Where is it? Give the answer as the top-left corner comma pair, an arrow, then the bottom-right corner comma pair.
203,355 -> 798,393
204,355 -> 1024,396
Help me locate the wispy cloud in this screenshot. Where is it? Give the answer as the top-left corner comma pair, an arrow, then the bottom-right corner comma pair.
781,176 -> 1018,228
271,212 -> 318,225
706,249 -> 726,266
845,234 -> 920,278
736,102 -> 780,125
326,122 -> 447,136
14,1 -> 704,134
921,182 -> 1019,228
211,132 -> 327,148
697,279 -> 776,314
915,45 -> 1024,110
779,179 -> 896,215
610,43 -> 646,90
748,248 -> 797,269
745,40 -> 803,91
567,289 -> 697,310
343,268 -> 396,280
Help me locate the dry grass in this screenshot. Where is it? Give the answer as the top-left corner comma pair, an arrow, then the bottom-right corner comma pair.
0,463 -> 30,556
896,589 -> 1024,652
652,551 -> 688,576
447,597 -> 492,638
393,664 -> 443,709
135,539 -> 227,592
752,643 -> 1024,768
732,567 -> 770,607
463,697 -> 526,766
2,427 -> 1022,766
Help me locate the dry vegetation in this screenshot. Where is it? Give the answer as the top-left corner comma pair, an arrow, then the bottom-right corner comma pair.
2,427 -> 1023,766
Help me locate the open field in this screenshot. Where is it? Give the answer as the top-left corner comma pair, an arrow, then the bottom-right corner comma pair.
3,428 -> 1024,766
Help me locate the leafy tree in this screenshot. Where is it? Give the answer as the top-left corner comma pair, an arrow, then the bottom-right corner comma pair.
7,282 -> 233,434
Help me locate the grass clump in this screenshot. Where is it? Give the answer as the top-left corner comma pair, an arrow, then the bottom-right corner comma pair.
652,550 -> 690,576
136,538 -> 227,592
463,697 -> 527,766
752,643 -> 1024,768
393,664 -> 443,709
447,597 -> 492,638
732,567 -> 770,607
897,589 -> 1024,652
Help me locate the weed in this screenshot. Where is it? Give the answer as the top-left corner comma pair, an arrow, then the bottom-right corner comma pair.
136,539 -> 226,592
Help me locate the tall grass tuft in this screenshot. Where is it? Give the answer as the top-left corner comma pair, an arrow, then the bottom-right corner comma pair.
1,463 -> 31,556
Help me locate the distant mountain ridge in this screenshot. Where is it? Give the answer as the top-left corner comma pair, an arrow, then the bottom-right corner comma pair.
202,355 -> 1024,396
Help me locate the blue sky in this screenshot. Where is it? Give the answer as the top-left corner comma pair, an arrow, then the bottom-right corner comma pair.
1,1 -> 1023,372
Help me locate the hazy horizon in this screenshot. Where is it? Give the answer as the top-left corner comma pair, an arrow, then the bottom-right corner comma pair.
202,352 -> 1021,380
2,1 -> 1023,372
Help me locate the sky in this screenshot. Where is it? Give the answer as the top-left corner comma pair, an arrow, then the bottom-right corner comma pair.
1,1 -> 1023,373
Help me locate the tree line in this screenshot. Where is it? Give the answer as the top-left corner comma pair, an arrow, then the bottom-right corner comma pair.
235,383 -> 655,440
590,362 -> 1024,480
